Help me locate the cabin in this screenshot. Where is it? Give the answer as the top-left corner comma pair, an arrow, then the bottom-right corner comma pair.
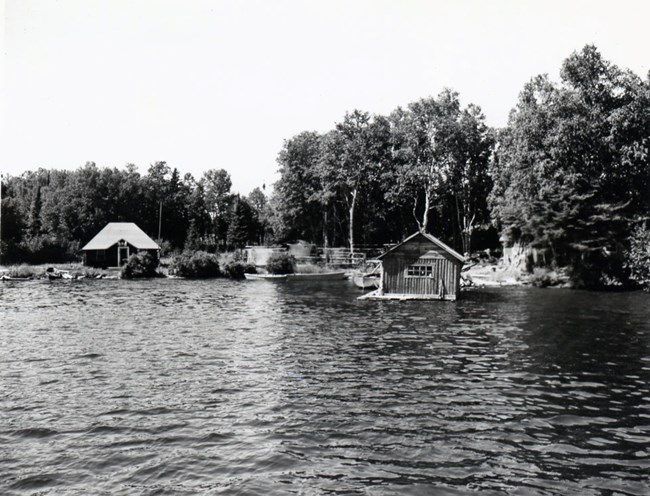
372,231 -> 465,301
81,222 -> 160,268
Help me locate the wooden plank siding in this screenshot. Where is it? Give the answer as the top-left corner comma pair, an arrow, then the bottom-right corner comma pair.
84,243 -> 158,268
381,238 -> 462,300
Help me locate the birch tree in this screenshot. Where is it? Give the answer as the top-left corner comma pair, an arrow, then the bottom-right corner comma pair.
320,111 -> 390,255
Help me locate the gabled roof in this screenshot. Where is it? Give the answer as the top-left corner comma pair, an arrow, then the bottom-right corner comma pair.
81,223 -> 160,251
378,231 -> 465,264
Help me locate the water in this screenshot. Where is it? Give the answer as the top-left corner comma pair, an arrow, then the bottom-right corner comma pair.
1,279 -> 649,495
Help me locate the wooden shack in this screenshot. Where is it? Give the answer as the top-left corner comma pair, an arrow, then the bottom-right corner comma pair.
81,222 -> 160,268
371,231 -> 465,301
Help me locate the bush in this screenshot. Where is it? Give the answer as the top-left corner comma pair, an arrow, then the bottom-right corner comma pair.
624,224 -> 650,291
5,264 -> 40,279
121,252 -> 160,279
266,253 -> 295,274
529,267 -> 563,288
11,235 -> 80,264
171,251 -> 221,278
222,260 -> 257,279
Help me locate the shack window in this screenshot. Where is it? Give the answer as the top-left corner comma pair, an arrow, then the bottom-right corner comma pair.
406,265 -> 433,277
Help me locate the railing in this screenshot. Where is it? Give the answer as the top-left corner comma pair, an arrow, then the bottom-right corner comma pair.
247,244 -> 391,267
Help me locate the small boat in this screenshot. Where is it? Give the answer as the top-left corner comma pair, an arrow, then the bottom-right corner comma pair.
352,260 -> 381,290
244,273 -> 288,281
1,275 -> 33,282
288,271 -> 346,281
352,272 -> 380,289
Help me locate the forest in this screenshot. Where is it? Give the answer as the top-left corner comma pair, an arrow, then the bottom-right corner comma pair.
2,46 -> 650,288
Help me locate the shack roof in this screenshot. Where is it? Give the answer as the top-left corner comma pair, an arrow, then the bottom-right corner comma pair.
81,223 -> 160,251
378,231 -> 465,264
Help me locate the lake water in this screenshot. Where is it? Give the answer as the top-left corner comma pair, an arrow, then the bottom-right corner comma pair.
1,279 -> 649,495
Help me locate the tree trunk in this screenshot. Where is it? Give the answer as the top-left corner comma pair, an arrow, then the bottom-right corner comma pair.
421,190 -> 431,233
323,207 -> 329,248
455,192 -> 474,255
348,188 -> 357,255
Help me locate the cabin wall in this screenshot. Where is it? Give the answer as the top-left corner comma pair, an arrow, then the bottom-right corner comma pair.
83,244 -> 157,268
382,240 -> 461,299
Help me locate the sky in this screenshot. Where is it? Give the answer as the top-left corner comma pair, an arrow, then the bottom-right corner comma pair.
2,0 -> 649,195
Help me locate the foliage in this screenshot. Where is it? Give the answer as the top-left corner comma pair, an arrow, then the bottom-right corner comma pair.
266,253 -> 296,274
13,235 -> 80,264
528,267 -> 566,288
273,131 -> 328,243
0,163 -> 269,264
222,260 -> 257,279
120,252 -> 160,279
319,111 -> 392,253
3,44 -> 648,291
489,45 -> 650,286
271,93 -> 495,254
171,251 -> 221,278
624,224 -> 650,290
226,196 -> 257,250
4,264 -> 40,279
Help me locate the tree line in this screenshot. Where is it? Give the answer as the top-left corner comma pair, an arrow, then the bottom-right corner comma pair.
2,45 -> 650,287
0,161 -> 272,263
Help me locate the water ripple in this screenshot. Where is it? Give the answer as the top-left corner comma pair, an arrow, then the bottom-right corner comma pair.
1,281 -> 649,494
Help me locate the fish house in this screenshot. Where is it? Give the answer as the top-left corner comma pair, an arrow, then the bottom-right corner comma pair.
81,222 -> 160,268
376,231 -> 465,301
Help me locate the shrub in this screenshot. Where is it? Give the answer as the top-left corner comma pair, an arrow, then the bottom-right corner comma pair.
529,268 -> 560,288
121,252 -> 160,279
13,235 -> 80,264
222,260 -> 257,279
266,253 -> 295,275
171,251 -> 221,278
624,224 -> 650,291
5,264 -> 39,279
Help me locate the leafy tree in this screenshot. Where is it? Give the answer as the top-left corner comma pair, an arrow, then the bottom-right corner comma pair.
202,168 -> 233,245
247,186 -> 273,244
447,104 -> 495,254
319,110 -> 391,254
28,185 -> 42,236
490,45 -> 650,284
389,90 -> 461,233
273,131 -> 326,243
226,195 -> 256,250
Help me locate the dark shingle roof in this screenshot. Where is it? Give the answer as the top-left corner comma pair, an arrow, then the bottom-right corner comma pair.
378,231 -> 465,263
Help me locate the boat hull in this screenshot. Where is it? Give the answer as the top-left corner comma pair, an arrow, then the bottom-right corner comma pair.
352,273 -> 380,289
244,272 -> 347,281
288,272 -> 346,281
244,273 -> 288,280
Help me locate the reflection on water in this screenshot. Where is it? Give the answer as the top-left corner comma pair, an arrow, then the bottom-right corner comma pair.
1,280 -> 649,495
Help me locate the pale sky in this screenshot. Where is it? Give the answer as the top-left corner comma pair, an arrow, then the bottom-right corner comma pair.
2,0 -> 649,194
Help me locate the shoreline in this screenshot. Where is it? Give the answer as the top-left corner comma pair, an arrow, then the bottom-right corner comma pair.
463,262 -> 522,287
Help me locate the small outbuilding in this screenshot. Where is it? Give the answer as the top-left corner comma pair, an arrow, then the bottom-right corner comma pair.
366,231 -> 465,301
81,222 -> 160,268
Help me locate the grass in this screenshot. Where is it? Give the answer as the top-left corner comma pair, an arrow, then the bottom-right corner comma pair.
2,264 -> 41,278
